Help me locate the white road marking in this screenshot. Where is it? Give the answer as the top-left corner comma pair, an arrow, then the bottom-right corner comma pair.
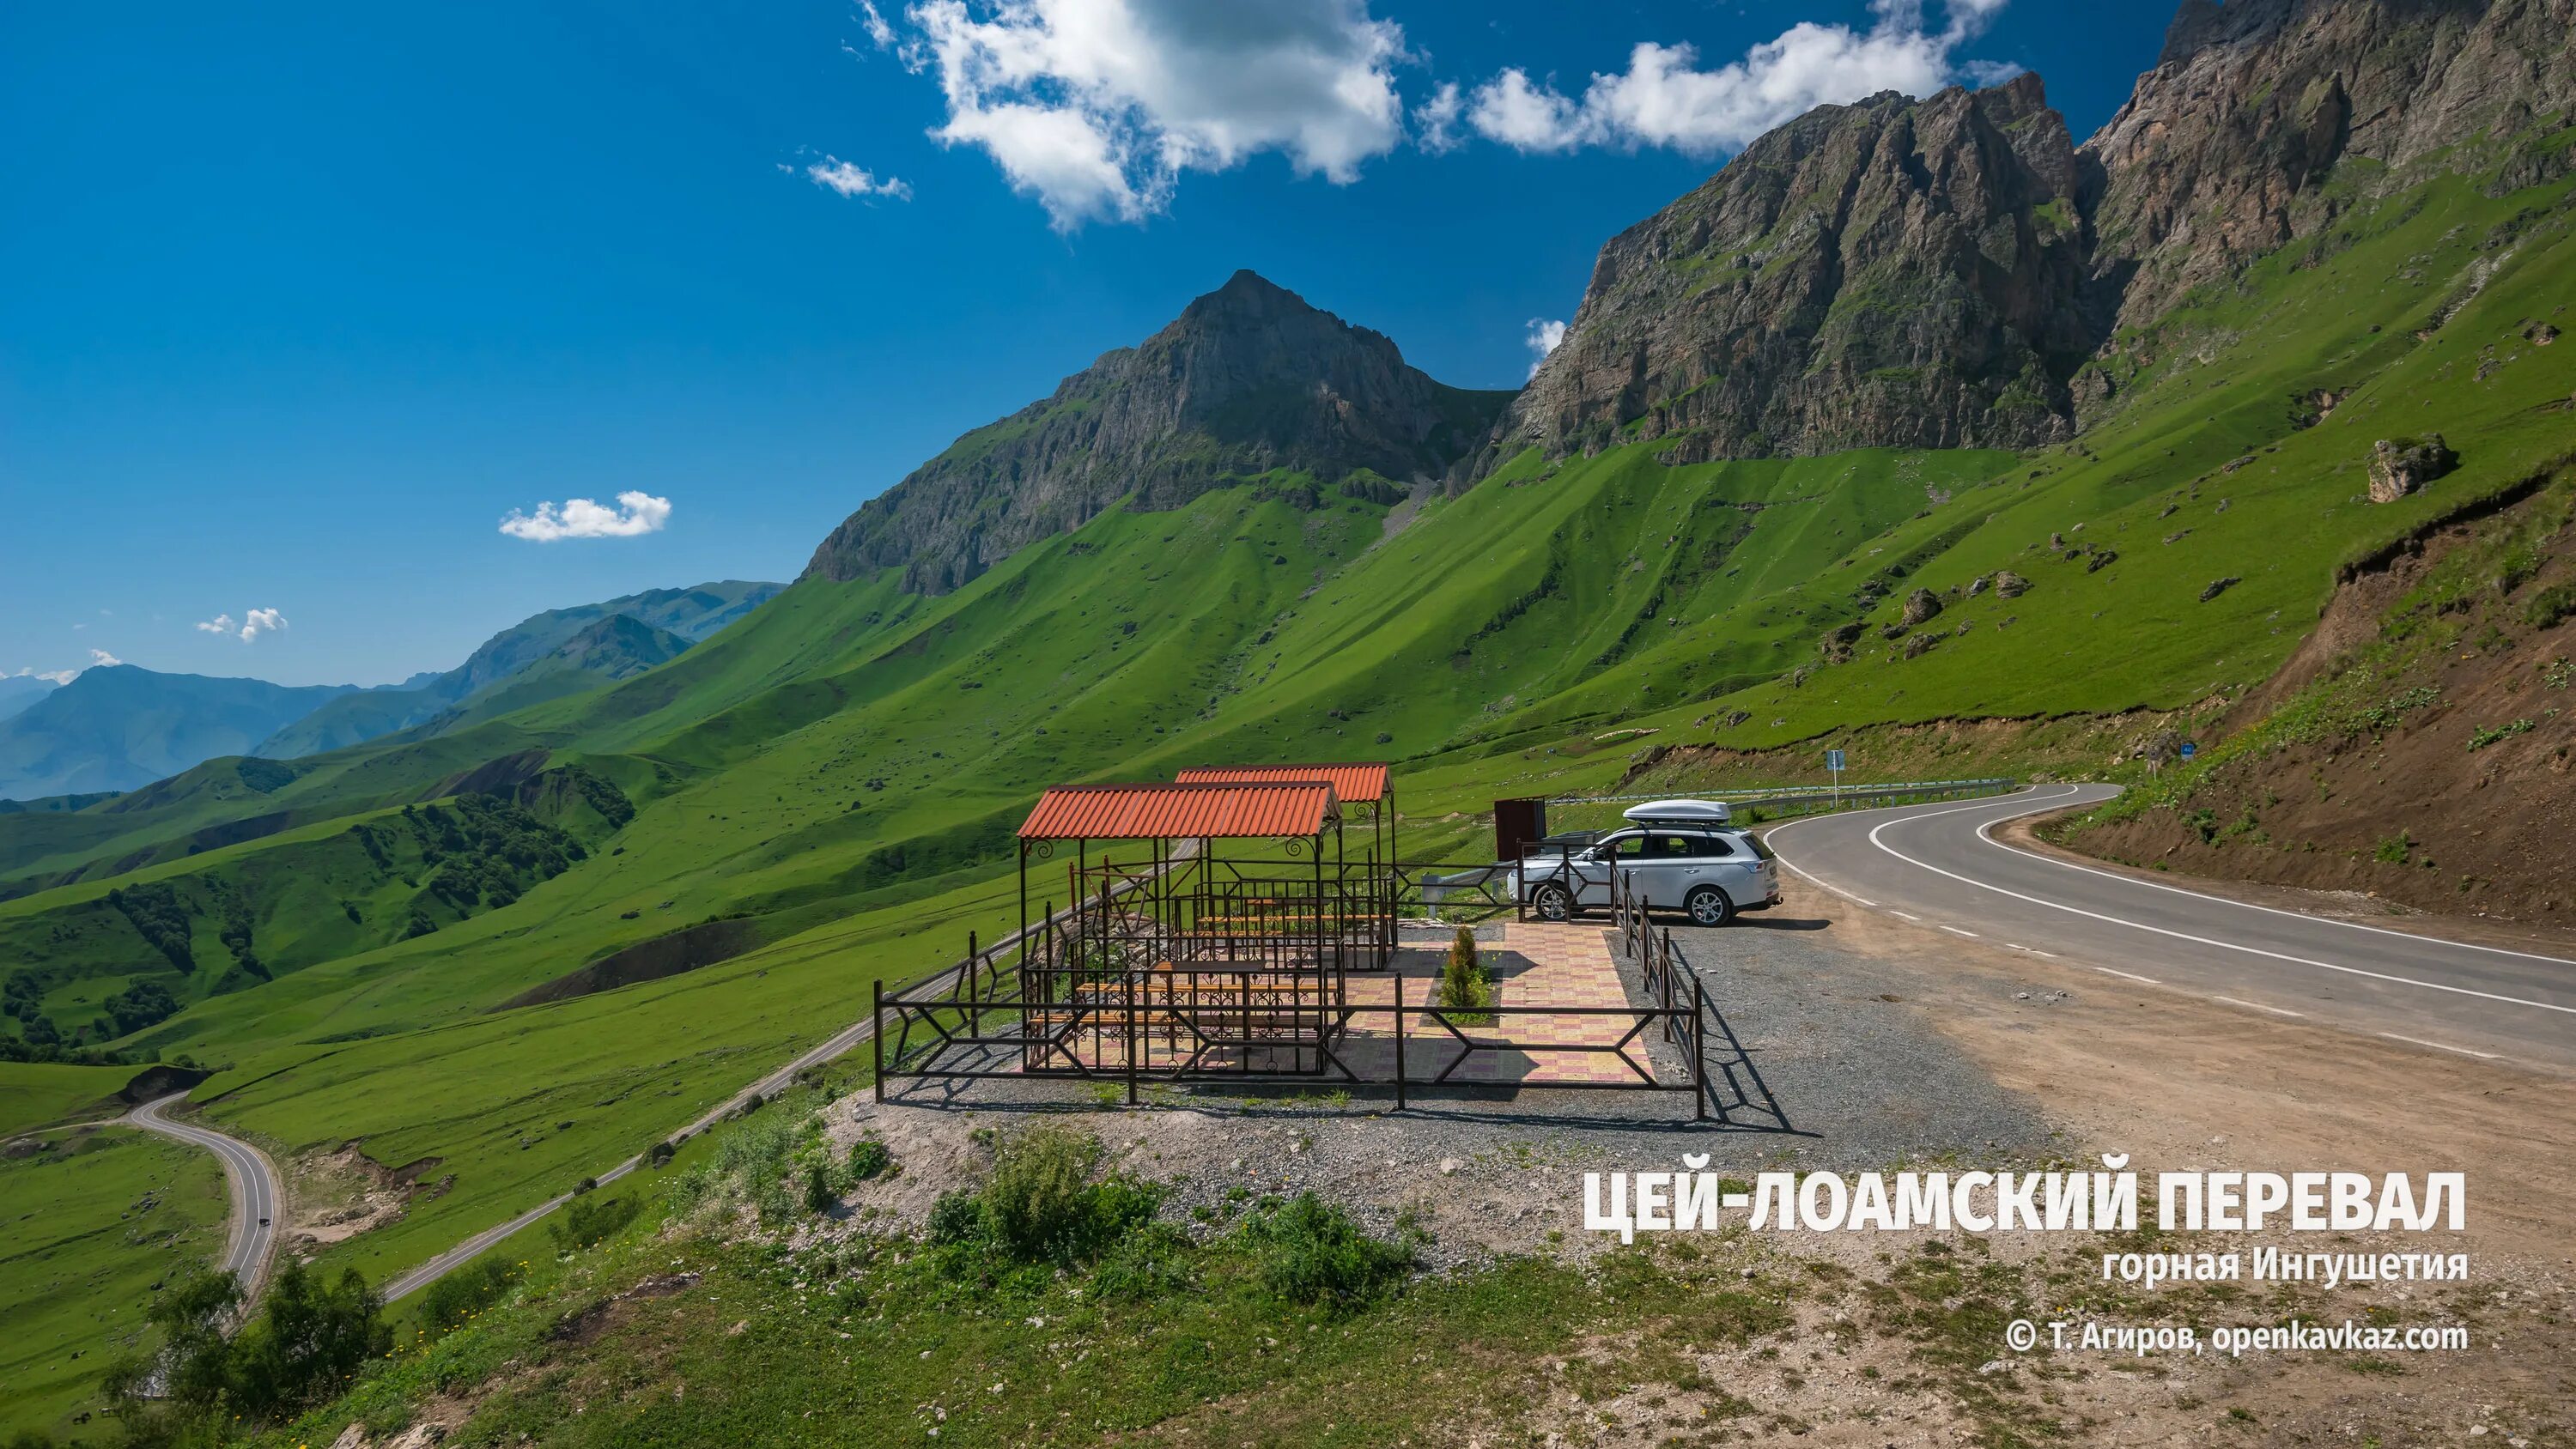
1860,792 -> 2576,1018
2212,995 -> 2306,1019
2093,966 -> 2160,985
1973,809 -> 2576,969
1890,910 -> 1921,922
2378,1032 -> 2501,1060
1940,925 -> 1978,938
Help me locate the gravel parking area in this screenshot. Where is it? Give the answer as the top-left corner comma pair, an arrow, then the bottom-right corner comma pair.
833,912 -> 2052,1266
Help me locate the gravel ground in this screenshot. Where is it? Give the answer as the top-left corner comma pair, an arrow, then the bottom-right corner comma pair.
826,913 -> 2056,1269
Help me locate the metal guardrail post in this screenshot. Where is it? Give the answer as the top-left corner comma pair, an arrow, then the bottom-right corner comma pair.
1123,967 -> 1139,1106
1393,971 -> 1406,1113
1692,974 -> 1709,1123
871,979 -> 885,1103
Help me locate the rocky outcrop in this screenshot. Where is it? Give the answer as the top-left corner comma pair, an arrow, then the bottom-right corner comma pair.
2081,0 -> 2576,339
1994,571 -> 2033,599
808,271 -> 1510,594
2367,435 -> 2460,502
1901,589 -> 1946,626
1820,621 -> 1866,663
1478,74 -> 2094,470
1471,1 -> 2576,471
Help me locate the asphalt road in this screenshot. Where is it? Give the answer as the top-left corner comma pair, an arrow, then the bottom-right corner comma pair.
1765,783 -> 2576,1071
127,1093 -> 281,1300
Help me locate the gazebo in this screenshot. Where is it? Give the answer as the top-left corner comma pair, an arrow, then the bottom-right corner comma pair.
1009,779 -> 1372,1076
1172,762 -> 1394,961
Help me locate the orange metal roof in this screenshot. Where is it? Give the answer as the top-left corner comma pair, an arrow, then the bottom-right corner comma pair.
1018,781 -> 1341,841
1173,762 -> 1389,801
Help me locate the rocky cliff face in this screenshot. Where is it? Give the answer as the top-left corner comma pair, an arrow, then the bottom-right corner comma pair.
1485,75 -> 2094,470
807,271 -> 1510,594
1488,0 -> 2576,470
2081,0 -> 2576,338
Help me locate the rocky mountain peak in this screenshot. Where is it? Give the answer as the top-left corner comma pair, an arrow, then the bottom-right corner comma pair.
1470,0 -> 2576,470
2084,0 -> 2576,339
807,274 -> 1509,594
1478,71 -> 2095,470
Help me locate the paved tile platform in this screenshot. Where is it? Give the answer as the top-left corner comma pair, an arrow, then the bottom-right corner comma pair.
1334,923 -> 1678,1086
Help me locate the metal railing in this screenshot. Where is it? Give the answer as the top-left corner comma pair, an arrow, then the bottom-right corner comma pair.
1558,777 -> 2016,807
1608,865 -> 1789,1131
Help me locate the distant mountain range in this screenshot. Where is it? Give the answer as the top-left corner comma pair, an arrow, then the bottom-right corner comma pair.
0,581 -> 780,801
0,676 -> 58,724
0,669 -> 359,802
253,582 -> 779,757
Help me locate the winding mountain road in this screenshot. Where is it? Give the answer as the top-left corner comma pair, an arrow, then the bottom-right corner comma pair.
1765,784 -> 2576,1070
127,1093 -> 281,1300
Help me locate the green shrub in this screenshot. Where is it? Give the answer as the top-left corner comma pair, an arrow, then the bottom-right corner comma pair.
2526,580 -> 2576,630
978,1126 -> 1161,1264
804,1161 -> 835,1215
926,1190 -> 983,1246
110,1264 -> 391,1425
1238,1192 -> 1414,1309
2467,718 -> 2536,751
1091,1222 -> 1197,1301
550,1192 -> 641,1251
416,1253 -> 523,1332
848,1137 -> 893,1181
1438,925 -> 1497,1025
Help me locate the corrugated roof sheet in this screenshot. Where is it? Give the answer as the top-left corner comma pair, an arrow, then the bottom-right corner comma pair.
1018,781 -> 1341,841
1173,762 -> 1389,801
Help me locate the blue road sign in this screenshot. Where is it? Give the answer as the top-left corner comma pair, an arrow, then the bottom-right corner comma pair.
1826,749 -> 1846,772
2179,741 -> 2196,761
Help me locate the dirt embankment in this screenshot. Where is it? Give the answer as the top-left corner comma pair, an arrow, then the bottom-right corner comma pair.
2062,477 -> 2576,922
1616,704 -> 2229,797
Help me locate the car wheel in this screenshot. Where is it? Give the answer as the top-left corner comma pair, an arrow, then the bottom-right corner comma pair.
1530,883 -> 1575,921
1685,885 -> 1734,926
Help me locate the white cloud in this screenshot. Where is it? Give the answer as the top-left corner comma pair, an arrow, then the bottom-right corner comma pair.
887,0 -> 1410,228
1525,318 -> 1567,379
197,609 -> 287,642
498,490 -> 675,543
806,155 -> 914,201
87,649 -> 121,669
1463,0 -> 2009,157
11,664 -> 79,685
1469,70 -> 1586,154
1413,81 -> 1463,155
860,1 -> 897,49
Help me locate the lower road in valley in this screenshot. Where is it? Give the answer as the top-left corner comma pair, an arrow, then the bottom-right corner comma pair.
1765,783 -> 2576,1071
127,1093 -> 282,1300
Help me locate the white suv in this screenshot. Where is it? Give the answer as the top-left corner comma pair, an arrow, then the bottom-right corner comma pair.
1520,804 -> 1782,925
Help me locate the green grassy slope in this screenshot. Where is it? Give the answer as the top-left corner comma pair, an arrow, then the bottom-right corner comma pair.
0,1125 -> 226,1436
3,131 -> 2574,1444
0,1064 -> 136,1137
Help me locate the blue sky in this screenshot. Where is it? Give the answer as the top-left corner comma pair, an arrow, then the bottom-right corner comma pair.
1,0 -> 2172,687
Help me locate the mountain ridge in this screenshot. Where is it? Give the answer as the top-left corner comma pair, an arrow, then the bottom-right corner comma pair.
0,668 -> 359,802
253,580 -> 781,758
805,270 -> 1513,595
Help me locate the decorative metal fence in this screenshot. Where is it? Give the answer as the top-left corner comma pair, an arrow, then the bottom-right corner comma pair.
872,854 -> 1789,1128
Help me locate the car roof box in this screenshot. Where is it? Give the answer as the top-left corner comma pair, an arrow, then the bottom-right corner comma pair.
1621,798 -> 1731,826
